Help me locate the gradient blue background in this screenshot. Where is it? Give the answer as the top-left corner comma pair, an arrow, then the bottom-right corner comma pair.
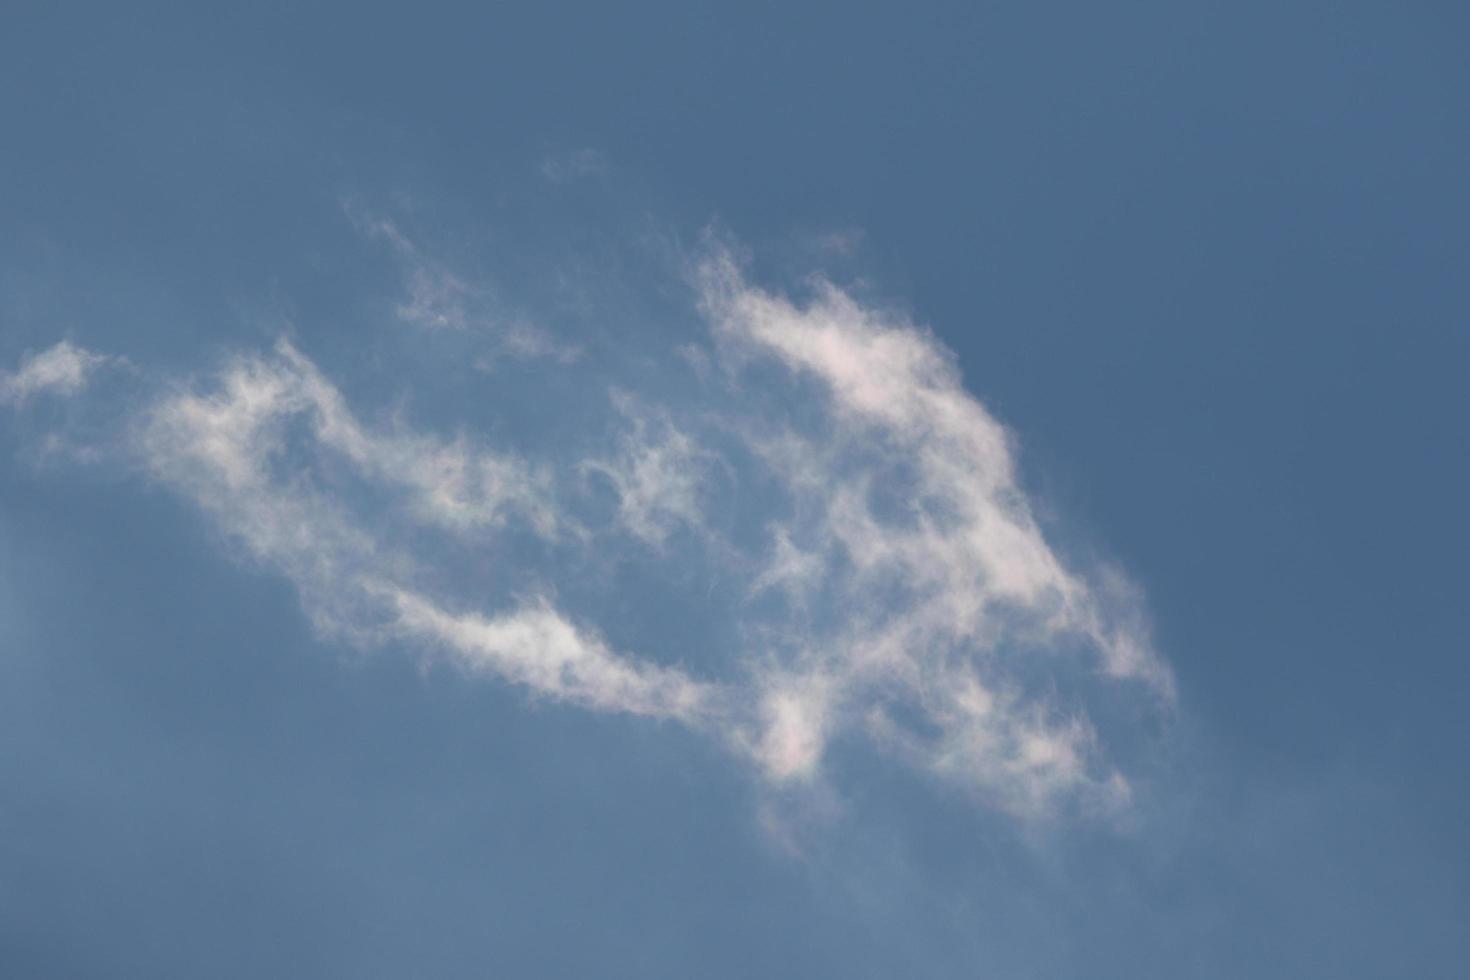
2,3 -> 1467,977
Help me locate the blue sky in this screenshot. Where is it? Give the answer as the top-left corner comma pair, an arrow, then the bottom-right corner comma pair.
2,3 -> 1468,977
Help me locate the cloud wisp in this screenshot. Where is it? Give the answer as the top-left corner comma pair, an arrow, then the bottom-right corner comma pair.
9,240 -> 1172,824
540,148 -> 609,184
134,337 -> 725,726
0,340 -> 111,406
346,206 -> 581,365
698,253 -> 1171,815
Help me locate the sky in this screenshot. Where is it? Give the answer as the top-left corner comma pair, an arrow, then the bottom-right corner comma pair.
2,3 -> 1468,977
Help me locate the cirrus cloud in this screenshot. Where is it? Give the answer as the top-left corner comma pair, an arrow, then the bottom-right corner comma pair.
6,235 -> 1172,825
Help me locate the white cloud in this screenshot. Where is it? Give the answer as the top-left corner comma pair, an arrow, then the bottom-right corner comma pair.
378,585 -> 721,722
1,341 -> 110,406
698,249 -> 1172,815
580,390 -> 711,548
749,674 -> 834,781
748,526 -> 824,602
135,341 -> 716,721
270,340 -> 560,536
21,236 -> 1171,826
142,339 -> 558,540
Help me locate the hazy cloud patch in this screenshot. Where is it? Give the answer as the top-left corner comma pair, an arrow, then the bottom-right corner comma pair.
1,341 -> 112,406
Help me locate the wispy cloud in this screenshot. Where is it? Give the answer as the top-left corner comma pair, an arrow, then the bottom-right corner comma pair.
698,250 -> 1172,815
1,341 -> 111,406
134,338 -> 712,723
379,585 -> 720,722
13,237 -> 1171,826
346,206 -> 582,364
580,390 -> 712,549
540,148 -> 608,184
